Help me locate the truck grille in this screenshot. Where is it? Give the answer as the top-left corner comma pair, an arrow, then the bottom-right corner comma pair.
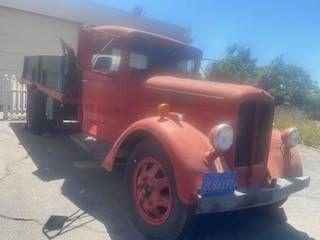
235,102 -> 273,167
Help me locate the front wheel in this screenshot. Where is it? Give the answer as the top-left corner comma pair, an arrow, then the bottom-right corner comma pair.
260,197 -> 288,211
125,139 -> 194,240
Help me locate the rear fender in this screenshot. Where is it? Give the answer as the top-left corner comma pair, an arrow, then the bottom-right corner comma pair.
102,116 -> 214,205
267,129 -> 303,180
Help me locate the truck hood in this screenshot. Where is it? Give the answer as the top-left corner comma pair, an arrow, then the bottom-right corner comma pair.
144,76 -> 273,102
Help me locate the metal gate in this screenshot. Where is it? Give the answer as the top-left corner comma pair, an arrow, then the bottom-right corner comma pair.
0,74 -> 27,120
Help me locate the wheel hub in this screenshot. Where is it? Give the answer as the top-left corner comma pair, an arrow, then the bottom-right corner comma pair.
133,157 -> 172,225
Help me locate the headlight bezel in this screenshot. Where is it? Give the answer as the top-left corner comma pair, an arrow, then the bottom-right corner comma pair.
282,127 -> 299,148
209,123 -> 234,152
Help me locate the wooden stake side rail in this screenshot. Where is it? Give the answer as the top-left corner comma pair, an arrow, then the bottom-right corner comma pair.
22,78 -> 80,105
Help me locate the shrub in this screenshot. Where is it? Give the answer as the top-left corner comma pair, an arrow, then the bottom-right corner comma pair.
304,93 -> 320,120
274,107 -> 320,148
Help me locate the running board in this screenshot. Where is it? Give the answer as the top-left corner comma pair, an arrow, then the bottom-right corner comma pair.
69,133 -> 111,163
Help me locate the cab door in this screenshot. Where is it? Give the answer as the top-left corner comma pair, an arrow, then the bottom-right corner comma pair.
82,39 -> 126,142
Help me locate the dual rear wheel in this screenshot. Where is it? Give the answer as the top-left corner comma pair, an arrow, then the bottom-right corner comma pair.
26,88 -> 62,134
26,89 -> 46,134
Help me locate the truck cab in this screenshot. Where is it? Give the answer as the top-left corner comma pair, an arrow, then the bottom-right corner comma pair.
22,25 -> 310,240
78,26 -> 202,142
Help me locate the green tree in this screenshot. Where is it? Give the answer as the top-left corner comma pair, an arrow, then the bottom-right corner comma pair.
205,45 -> 320,119
206,44 -> 257,83
304,91 -> 320,119
257,56 -> 315,106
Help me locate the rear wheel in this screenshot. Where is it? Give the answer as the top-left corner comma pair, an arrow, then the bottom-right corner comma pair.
26,89 -> 46,134
125,139 -> 194,240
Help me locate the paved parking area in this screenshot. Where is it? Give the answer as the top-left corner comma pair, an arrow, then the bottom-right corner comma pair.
0,121 -> 319,240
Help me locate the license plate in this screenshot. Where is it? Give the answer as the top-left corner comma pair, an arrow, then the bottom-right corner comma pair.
200,172 -> 236,195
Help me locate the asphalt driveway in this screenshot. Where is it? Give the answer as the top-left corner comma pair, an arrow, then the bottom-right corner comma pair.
0,121 -> 318,239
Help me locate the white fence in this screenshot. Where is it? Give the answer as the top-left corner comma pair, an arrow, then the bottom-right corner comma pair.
0,74 -> 27,120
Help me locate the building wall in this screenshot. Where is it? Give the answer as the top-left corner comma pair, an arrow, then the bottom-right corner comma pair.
0,7 -> 80,79
0,0 -> 191,43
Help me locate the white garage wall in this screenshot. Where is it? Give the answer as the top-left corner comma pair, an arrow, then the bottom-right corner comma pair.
0,7 -> 80,79
0,0 -> 191,43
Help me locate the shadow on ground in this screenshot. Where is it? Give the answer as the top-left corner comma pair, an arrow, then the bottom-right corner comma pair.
9,122 -> 312,240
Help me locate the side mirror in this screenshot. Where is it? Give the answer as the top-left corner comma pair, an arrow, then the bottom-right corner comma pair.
91,54 -> 121,75
92,55 -> 112,72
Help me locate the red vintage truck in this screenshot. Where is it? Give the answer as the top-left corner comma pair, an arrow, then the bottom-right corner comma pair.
22,26 -> 310,240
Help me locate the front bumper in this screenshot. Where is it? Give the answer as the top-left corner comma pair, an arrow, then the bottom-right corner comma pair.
196,176 -> 310,214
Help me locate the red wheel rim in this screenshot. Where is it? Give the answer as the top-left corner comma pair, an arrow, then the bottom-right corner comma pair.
132,157 -> 172,225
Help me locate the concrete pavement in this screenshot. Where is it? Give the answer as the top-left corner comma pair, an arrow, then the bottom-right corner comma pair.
0,121 -> 318,239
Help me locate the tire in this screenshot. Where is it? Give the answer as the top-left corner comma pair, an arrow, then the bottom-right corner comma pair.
254,198 -> 288,223
27,89 -> 46,134
254,197 -> 288,218
124,139 -> 194,240
262,197 -> 288,210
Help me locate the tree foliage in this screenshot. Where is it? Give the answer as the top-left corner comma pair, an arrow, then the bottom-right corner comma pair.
205,44 -> 320,119
257,56 -> 315,106
206,44 -> 257,83
304,93 -> 320,119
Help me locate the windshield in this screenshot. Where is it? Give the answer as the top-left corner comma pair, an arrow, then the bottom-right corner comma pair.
129,37 -> 201,77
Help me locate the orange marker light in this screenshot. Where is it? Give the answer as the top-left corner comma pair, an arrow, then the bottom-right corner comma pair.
158,103 -> 170,117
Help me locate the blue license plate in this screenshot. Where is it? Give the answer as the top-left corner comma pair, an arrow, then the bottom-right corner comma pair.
200,172 -> 236,195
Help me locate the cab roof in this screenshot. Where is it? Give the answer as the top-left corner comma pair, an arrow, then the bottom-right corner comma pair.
93,26 -> 187,45
92,25 -> 202,55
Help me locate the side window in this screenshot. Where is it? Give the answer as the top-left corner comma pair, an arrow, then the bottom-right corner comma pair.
129,52 -> 148,70
177,59 -> 195,74
92,48 -> 122,72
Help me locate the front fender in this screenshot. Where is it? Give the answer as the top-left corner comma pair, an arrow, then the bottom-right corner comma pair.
103,116 -> 213,205
267,129 -> 303,180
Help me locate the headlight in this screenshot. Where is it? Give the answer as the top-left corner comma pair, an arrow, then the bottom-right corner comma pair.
209,123 -> 234,152
281,128 -> 299,148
